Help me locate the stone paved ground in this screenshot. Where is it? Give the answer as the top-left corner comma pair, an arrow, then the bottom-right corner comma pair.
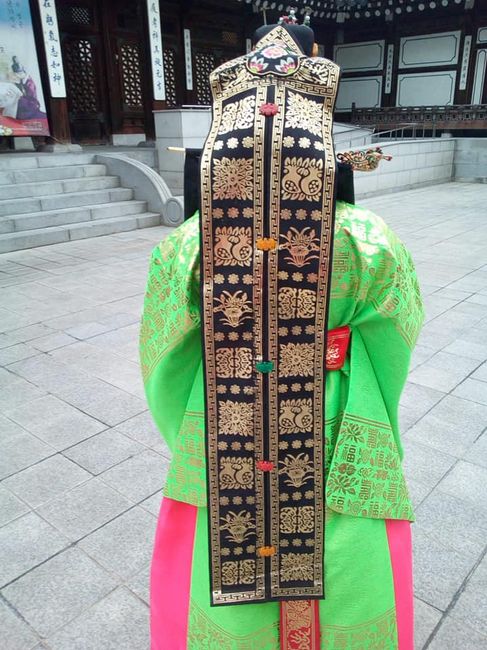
0,181 -> 486,649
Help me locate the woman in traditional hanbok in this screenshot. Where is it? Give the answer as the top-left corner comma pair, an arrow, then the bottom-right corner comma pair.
140,14 -> 423,650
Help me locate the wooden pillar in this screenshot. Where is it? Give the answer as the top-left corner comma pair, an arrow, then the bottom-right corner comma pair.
30,0 -> 71,144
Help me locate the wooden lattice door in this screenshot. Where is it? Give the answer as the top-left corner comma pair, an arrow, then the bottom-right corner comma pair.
103,0 -> 147,136
58,0 -> 150,143
58,0 -> 109,142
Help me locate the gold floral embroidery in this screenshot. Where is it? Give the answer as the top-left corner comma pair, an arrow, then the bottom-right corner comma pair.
285,91 -> 323,136
279,453 -> 314,488
280,506 -> 315,534
220,510 -> 256,543
222,560 -> 256,585
214,290 -> 253,327
216,347 -> 253,379
280,553 -> 314,582
278,287 -> 316,319
213,157 -> 253,201
282,157 -> 323,201
279,342 -> 314,377
280,227 -> 320,268
279,398 -> 313,434
218,400 -> 254,436
220,456 -> 254,490
214,227 -> 252,267
187,600 -> 397,650
139,219 -> 200,382
218,96 -> 256,134
326,414 -> 414,520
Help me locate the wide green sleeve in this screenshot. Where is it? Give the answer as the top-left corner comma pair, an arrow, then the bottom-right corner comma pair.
139,216 -> 201,453
325,203 -> 424,521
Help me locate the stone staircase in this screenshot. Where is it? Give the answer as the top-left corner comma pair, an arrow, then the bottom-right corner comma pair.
0,153 -> 161,253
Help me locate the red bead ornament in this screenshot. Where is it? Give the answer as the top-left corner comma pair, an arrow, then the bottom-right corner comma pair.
259,103 -> 279,116
256,460 -> 274,472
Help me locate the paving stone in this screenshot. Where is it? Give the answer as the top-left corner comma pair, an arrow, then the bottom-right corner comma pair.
49,342 -> 143,397
2,548 -> 117,637
0,512 -> 68,587
436,461 -> 487,510
114,410 -> 169,453
5,395 -> 105,450
60,379 -> 147,427
463,431 -> 487,468
448,553 -> 487,638
453,378 -> 487,405
415,490 -> 487,560
428,614 -> 487,650
0,485 -> 30,527
125,564 -> 150,604
0,366 -> 20,388
100,449 -> 167,503
0,599 -> 39,650
399,382 -> 445,421
80,507 -> 156,579
0,377 -> 46,412
7,354 -> 88,395
46,587 -> 149,650
472,360 -> 487,382
65,321 -> 113,340
0,413 -> 30,443
405,395 -> 487,456
139,490 -> 163,517
412,526 -> 476,611
414,598 -> 442,650
401,438 -> 456,491
63,429 -> 143,475
0,344 -> 40,366
408,352 -> 481,393
36,478 -> 131,541
3,455 -> 91,508
30,332 -> 77,352
0,431 -> 54,480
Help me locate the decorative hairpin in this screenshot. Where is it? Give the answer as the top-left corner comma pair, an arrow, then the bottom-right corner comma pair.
336,147 -> 393,172
278,9 -> 298,24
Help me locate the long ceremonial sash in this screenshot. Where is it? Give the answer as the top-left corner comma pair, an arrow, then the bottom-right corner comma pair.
200,26 -> 340,605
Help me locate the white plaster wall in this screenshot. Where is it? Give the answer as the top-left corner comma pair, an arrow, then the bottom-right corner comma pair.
396,71 -> 457,107
399,31 -> 461,68
333,40 -> 385,72
336,76 -> 383,111
337,139 -> 456,199
154,108 -> 212,195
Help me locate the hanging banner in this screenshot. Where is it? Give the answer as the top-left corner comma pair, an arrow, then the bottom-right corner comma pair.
0,0 -> 49,136
146,0 -> 165,100
38,0 -> 66,98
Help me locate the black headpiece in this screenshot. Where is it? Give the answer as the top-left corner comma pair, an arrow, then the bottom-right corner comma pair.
253,10 -> 315,56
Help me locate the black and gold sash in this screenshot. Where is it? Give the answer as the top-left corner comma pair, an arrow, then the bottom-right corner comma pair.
200,25 -> 340,605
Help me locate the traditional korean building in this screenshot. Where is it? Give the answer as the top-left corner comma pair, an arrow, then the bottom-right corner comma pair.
1,0 -> 486,147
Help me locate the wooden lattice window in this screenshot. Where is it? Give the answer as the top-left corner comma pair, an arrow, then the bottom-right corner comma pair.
120,43 -> 143,109
194,51 -> 215,105
163,48 -> 178,106
58,5 -> 94,26
64,38 -> 98,113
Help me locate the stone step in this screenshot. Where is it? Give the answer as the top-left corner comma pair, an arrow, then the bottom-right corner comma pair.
0,164 -> 107,186
0,213 -> 161,253
0,153 -> 95,171
0,200 -> 148,234
0,175 -> 120,200
0,187 -> 133,217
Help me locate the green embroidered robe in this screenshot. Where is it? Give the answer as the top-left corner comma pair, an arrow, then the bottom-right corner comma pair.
140,200 -> 423,524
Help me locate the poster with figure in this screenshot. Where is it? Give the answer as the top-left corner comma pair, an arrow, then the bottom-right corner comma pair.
0,0 -> 49,136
